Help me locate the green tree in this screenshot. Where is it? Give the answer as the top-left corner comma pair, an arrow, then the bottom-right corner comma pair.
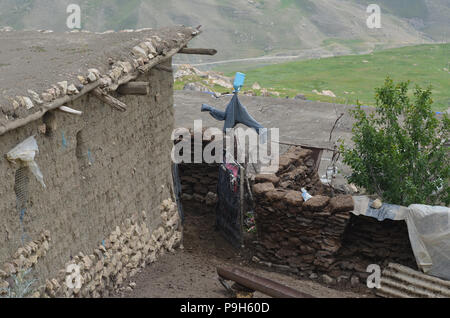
340,78 -> 449,206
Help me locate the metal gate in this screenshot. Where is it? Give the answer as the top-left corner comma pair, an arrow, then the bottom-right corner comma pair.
215,163 -> 244,249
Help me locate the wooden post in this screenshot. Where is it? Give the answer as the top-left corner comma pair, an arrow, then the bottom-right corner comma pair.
117,82 -> 149,95
91,88 -> 127,112
240,165 -> 245,248
178,48 -> 217,56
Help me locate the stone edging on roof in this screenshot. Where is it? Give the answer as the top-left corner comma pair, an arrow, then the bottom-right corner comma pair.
0,26 -> 200,136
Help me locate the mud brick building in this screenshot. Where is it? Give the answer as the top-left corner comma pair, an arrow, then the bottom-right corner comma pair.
0,26 -> 201,297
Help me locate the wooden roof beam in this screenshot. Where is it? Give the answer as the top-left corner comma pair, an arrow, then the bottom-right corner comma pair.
178,48 -> 217,56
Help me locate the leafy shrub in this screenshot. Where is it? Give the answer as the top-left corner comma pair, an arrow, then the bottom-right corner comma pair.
340,78 -> 449,206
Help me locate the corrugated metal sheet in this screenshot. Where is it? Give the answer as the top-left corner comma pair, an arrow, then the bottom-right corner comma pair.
377,263 -> 450,298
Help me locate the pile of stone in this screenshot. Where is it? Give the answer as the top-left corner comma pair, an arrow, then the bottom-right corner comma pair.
252,146 -> 418,285
176,131 -> 219,210
335,215 -> 417,275
180,164 -> 219,207
0,198 -> 182,298
252,147 -> 353,275
0,230 -> 51,295
42,199 -> 182,298
175,64 -> 233,90
253,147 -> 353,272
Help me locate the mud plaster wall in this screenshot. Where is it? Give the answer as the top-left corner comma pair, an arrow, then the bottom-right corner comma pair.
0,60 -> 176,288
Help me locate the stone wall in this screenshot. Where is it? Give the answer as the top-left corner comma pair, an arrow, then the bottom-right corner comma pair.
0,61 -> 180,296
177,131 -> 219,212
252,146 -> 416,284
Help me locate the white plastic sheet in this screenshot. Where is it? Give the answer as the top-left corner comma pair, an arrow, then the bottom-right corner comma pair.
352,196 -> 450,280
404,205 -> 450,280
6,136 -> 46,188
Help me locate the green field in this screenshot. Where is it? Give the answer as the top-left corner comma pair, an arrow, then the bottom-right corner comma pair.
220,44 -> 450,111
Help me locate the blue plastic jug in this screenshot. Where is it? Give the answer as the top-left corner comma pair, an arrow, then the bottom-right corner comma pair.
234,72 -> 246,92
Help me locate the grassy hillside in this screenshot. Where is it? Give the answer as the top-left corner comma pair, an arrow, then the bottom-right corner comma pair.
222,43 -> 450,111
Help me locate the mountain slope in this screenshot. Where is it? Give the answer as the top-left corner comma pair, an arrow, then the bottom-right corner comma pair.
0,0 -> 448,62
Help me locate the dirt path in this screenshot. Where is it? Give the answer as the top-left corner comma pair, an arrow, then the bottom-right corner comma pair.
116,207 -> 369,298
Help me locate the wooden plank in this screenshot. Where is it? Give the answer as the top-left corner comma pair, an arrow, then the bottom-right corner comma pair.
178,48 -> 217,56
117,82 -> 149,95
91,88 -> 127,112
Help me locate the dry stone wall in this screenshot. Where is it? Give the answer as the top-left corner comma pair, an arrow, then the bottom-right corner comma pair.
177,131 -> 219,212
252,146 -> 416,284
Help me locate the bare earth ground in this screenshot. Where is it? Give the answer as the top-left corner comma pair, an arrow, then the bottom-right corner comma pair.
115,92 -> 374,298
116,207 -> 371,299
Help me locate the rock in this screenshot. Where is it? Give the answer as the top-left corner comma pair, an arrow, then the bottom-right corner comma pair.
57,81 -> 68,95
183,82 -> 210,93
270,91 -> 280,97
329,195 -> 354,213
321,274 -> 336,285
265,190 -> 287,201
309,273 -> 318,279
371,199 -> 382,209
294,94 -> 307,100
28,90 -> 43,104
210,78 -> 233,89
67,84 -> 79,95
77,75 -> 88,85
41,93 -> 54,102
3,263 -> 16,276
255,174 -> 280,185
313,90 -> 336,98
285,191 -> 303,206
260,88 -> 270,97
337,275 -> 350,283
303,195 -> 330,212
252,182 -> 275,195
132,46 -> 148,58
23,97 -> 34,110
348,184 -> 358,193
350,275 -> 360,286
87,72 -> 97,82
0,270 -> 7,279
181,193 -> 193,201
321,90 -> 336,98
0,280 -> 9,290
205,192 -> 218,206
252,82 -> 261,90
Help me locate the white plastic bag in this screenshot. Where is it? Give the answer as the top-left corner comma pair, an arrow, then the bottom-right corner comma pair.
6,136 -> 46,188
